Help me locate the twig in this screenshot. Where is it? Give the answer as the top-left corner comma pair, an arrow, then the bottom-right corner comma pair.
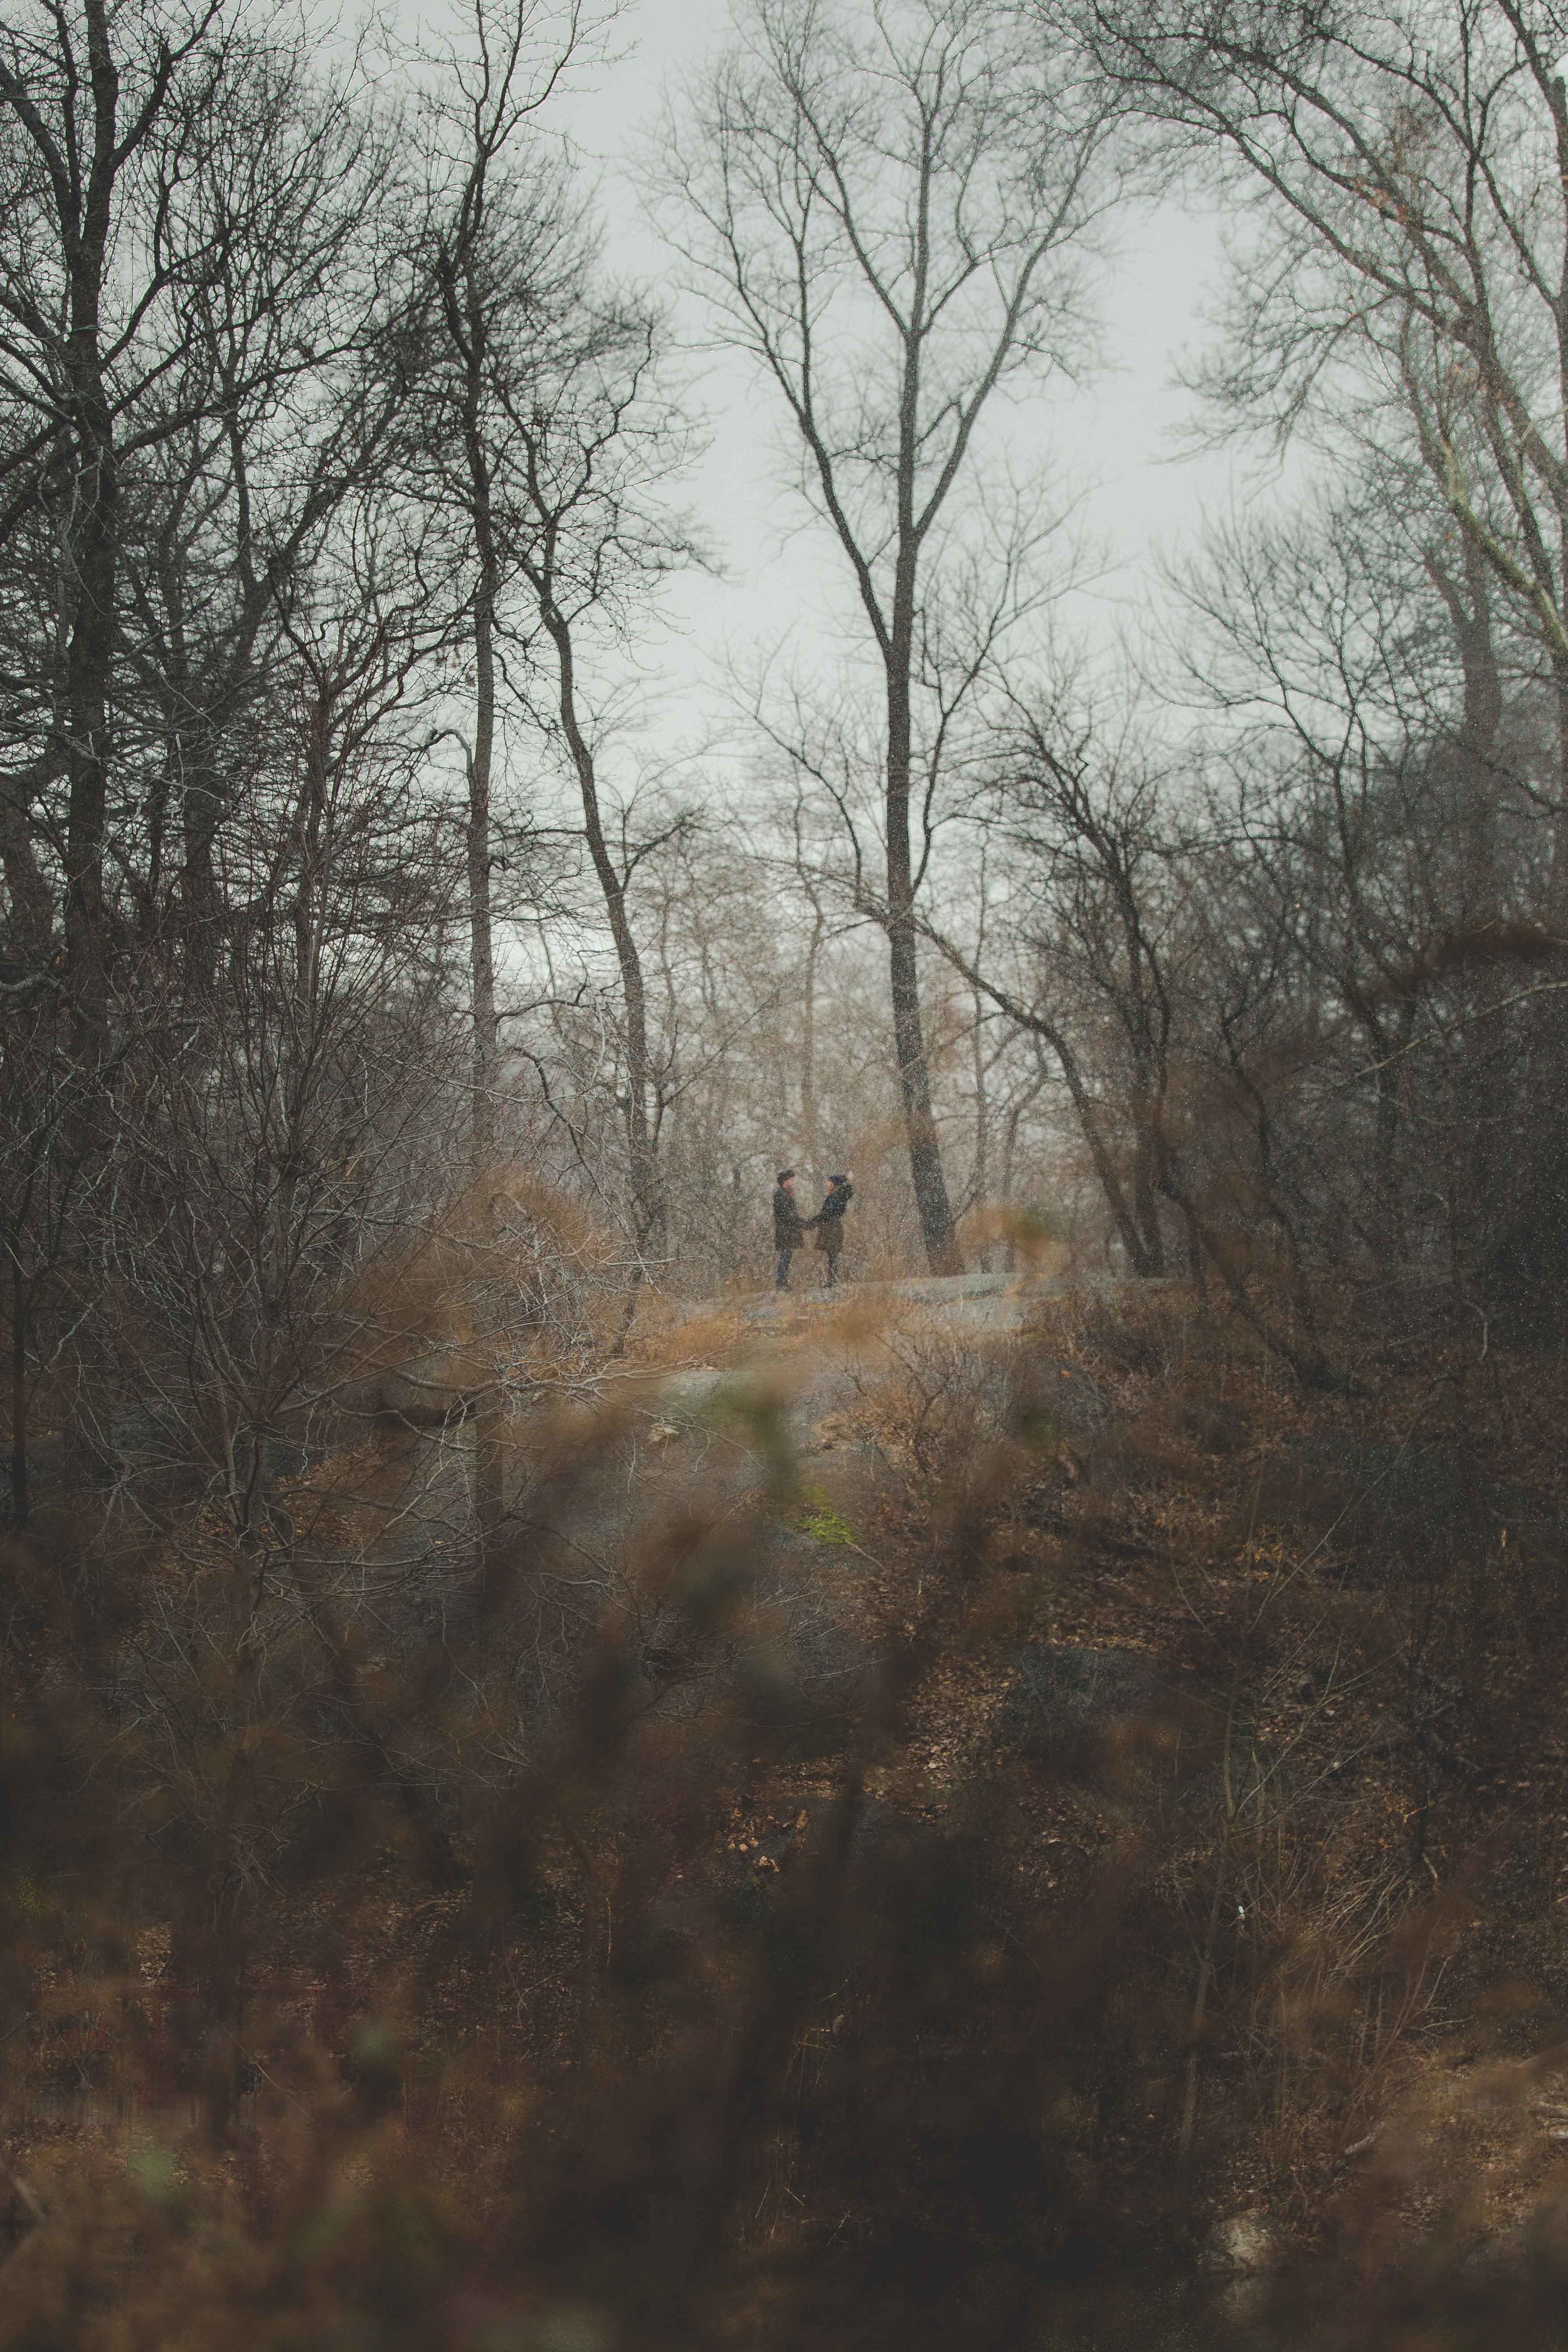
1340,978 -> 1568,1086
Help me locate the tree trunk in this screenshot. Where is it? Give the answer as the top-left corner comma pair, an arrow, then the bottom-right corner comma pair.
1550,657 -> 1568,928
802,898 -> 824,1177
1429,539 -> 1503,921
60,0 -> 124,1049
465,580 -> 504,1576
467,586 -> 499,1168
885,628 -> 960,1274
543,603 -> 662,1285
61,334 -> 116,1043
970,988 -> 990,1267
1130,1112 -> 1167,1277
8,1251 -> 26,1530
453,258 -> 502,1172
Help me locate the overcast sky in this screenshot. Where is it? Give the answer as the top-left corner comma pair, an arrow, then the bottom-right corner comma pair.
527,0 -> 1284,771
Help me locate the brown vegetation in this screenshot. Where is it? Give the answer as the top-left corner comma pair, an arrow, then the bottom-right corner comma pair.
1,1267 -> 1567,2348
4,0 -> 1568,2340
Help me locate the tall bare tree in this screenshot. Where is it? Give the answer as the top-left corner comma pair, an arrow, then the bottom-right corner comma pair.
661,0 -> 1111,1270
414,0 -> 595,1167
517,388 -> 704,1315
0,0 -> 226,1032
0,3 -> 405,1001
410,1 -> 692,1335
1074,0 -> 1568,904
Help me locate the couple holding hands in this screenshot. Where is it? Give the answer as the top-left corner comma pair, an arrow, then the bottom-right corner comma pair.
772,1169 -> 854,1291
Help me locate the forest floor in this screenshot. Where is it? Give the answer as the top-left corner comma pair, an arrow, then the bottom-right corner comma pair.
620,1269 -> 1568,2287
9,1270 -> 1568,2349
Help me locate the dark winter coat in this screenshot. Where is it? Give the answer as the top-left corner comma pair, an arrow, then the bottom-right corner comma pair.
773,1183 -> 808,1249
811,1180 -> 853,1253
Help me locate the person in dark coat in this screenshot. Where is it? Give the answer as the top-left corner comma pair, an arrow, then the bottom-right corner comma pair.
810,1173 -> 854,1285
772,1169 -> 809,1289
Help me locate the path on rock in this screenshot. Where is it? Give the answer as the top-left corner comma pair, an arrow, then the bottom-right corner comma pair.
638,1266 -> 1091,1446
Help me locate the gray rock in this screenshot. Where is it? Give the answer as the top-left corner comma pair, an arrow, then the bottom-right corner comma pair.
652,1368 -> 731,1426
898,1273 -> 1009,1305
1204,2210 -> 1276,2274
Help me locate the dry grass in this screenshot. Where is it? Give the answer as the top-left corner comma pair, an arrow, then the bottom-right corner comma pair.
3,1267 -> 1568,2346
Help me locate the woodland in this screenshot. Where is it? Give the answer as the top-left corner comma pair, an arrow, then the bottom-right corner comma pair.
3,0 -> 1568,2344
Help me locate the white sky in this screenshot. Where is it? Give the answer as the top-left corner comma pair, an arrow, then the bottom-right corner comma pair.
529,0 -> 1286,772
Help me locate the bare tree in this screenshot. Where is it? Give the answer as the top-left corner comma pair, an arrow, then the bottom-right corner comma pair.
660,0 -> 1112,1271
412,0 -> 600,1167
486,285 -> 697,1318
1074,0 -> 1568,902
0,0 -> 428,1522
926,694 -> 1188,1276
402,0 -> 695,1333
0,0 -> 223,1033
1166,483 -> 1568,1311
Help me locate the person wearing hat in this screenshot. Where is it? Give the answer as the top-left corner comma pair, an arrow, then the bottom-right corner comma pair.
772,1168 -> 810,1290
810,1173 -> 854,1286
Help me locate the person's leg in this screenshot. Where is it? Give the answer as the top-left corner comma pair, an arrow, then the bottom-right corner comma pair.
775,1247 -> 793,1290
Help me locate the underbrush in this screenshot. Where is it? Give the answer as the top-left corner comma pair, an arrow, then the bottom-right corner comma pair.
3,1278 -> 1568,2346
